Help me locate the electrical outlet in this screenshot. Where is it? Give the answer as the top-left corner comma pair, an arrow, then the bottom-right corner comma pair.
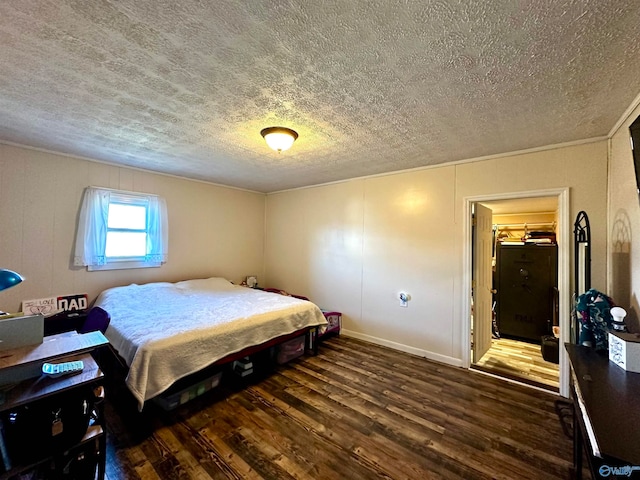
399,292 -> 409,307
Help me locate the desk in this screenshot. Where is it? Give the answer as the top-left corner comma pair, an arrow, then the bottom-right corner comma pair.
0,332 -> 108,479
566,344 -> 640,479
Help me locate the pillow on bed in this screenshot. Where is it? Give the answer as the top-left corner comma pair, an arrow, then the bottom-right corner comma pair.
175,277 -> 236,291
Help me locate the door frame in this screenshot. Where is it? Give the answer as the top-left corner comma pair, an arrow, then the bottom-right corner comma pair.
461,187 -> 570,397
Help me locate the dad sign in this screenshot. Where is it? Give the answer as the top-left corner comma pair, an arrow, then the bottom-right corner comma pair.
57,294 -> 88,312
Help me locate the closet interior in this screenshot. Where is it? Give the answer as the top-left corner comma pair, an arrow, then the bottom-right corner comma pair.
472,198 -> 560,391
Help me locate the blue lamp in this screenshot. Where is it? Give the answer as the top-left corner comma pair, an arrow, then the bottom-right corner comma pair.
0,269 -> 23,292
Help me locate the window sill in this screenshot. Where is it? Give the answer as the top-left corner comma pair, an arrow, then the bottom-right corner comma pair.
88,261 -> 162,271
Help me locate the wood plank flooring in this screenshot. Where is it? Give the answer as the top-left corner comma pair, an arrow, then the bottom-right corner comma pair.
473,337 -> 560,391
104,336 -> 579,480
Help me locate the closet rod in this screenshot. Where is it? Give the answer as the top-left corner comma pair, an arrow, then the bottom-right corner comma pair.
494,221 -> 555,228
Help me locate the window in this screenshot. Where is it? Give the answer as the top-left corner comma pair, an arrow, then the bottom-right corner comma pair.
105,198 -> 148,259
74,187 -> 168,271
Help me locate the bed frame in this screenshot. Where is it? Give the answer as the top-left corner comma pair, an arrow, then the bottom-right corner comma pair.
97,321 -> 320,410
86,284 -> 324,410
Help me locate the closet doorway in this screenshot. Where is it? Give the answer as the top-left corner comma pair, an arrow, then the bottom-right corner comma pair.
469,194 -> 564,393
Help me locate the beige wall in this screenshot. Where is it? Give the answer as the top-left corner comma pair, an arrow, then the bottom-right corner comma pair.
266,141 -> 608,364
0,137 -> 612,364
0,144 -> 266,312
608,101 -> 640,333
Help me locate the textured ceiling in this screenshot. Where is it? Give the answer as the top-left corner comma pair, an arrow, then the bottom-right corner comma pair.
1,1 -> 640,192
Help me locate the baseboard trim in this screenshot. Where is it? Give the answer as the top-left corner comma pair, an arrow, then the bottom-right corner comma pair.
340,329 -> 463,368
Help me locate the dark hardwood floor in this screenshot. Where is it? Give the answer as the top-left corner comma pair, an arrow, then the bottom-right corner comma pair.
104,336 -> 581,480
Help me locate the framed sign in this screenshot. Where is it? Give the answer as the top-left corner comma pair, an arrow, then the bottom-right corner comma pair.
22,297 -> 59,316
57,294 -> 88,311
22,293 -> 88,316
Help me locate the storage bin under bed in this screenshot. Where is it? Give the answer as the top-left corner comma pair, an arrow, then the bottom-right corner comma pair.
276,335 -> 306,364
153,371 -> 222,411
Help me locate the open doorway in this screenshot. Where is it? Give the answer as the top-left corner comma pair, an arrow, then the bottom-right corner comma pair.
470,195 -> 562,392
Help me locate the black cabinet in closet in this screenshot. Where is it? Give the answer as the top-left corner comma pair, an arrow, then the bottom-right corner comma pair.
495,243 -> 558,343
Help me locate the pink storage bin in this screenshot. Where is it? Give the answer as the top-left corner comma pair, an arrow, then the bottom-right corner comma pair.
276,335 -> 306,364
321,311 -> 341,336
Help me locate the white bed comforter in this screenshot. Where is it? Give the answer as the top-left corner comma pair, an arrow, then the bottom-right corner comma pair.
94,277 -> 327,409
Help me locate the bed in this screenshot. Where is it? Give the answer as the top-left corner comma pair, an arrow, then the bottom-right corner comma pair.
93,277 -> 327,409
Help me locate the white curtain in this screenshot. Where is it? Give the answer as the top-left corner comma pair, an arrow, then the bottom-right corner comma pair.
74,187 -> 168,267
145,195 -> 169,264
74,187 -> 110,267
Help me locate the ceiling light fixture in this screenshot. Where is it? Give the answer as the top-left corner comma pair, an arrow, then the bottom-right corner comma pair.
260,126 -> 298,152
